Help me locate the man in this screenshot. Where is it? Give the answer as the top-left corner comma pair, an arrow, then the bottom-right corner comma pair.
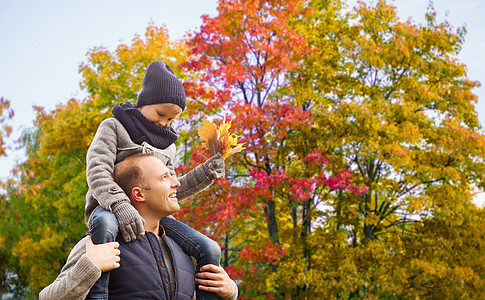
39,153 -> 237,299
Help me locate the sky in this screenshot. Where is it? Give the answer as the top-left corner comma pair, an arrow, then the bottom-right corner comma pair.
0,0 -> 484,203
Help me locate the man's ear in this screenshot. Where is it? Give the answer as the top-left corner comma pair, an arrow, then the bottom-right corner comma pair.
131,187 -> 146,203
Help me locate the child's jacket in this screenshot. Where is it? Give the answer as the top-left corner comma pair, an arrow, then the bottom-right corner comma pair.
85,117 -> 214,226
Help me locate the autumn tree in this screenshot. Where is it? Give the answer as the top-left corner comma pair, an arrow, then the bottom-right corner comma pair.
178,0 -> 485,297
180,0 -> 368,298
0,97 -> 14,158
295,0 -> 484,244
0,24 -> 193,295
288,0 -> 485,297
0,97 -> 22,296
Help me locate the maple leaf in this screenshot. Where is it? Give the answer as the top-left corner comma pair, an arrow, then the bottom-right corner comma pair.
198,117 -> 245,159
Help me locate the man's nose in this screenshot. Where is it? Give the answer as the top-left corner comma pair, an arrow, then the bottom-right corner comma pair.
171,177 -> 181,187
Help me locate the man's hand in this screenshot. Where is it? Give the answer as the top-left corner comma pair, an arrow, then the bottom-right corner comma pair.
85,235 -> 121,272
196,264 -> 237,298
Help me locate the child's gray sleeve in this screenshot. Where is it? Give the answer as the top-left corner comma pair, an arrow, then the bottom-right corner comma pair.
176,154 -> 225,200
86,119 -> 130,211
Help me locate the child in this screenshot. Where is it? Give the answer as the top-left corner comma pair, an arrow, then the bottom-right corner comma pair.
84,61 -> 224,300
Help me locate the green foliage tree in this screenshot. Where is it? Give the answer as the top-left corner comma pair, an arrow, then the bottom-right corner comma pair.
0,97 -> 26,297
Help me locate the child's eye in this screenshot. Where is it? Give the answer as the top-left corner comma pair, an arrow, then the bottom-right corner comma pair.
158,112 -> 164,117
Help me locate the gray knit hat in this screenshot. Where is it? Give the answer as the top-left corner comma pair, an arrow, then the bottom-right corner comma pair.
136,61 -> 186,110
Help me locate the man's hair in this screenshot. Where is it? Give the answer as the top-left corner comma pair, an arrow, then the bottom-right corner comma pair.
113,153 -> 154,200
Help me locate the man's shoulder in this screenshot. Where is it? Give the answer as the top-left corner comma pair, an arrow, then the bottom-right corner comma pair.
66,236 -> 88,261
56,236 -> 94,275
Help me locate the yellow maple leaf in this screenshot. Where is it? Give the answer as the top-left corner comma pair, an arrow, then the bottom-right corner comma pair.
198,117 -> 245,159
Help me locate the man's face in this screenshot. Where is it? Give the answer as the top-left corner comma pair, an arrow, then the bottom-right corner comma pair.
139,156 -> 181,216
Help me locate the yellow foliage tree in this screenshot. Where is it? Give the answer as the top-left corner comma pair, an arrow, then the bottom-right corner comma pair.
288,0 -> 485,297
1,23 -> 193,295
0,97 -> 14,158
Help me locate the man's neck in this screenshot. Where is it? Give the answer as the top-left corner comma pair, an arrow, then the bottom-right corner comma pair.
144,220 -> 160,236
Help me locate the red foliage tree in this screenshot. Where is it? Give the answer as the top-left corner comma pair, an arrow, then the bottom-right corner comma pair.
175,0 -> 365,296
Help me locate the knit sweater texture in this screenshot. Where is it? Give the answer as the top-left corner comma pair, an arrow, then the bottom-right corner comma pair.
85,117 -> 214,226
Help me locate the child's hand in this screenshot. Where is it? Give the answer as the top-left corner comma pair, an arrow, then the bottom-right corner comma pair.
203,153 -> 225,180
112,202 -> 146,242
85,235 -> 121,272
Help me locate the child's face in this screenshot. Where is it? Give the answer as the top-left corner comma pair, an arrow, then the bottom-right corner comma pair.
138,103 -> 182,128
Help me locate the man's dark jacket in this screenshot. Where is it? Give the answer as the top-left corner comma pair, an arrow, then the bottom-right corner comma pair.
109,229 -> 195,299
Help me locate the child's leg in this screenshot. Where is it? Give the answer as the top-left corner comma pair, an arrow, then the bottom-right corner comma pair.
86,207 -> 118,300
160,217 -> 221,300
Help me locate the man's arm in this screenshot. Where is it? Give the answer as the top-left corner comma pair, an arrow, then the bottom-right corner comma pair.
195,264 -> 238,300
39,236 -> 120,300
